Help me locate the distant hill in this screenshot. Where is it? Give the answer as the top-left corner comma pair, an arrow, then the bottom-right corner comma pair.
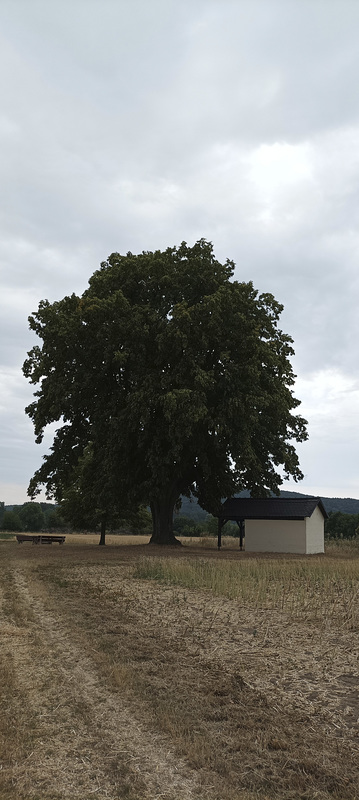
178,491 -> 359,519
4,493 -> 359,521
272,491 -> 359,514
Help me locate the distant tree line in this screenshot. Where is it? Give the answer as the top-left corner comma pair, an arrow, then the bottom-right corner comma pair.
0,502 -> 65,533
173,515 -> 238,537
0,500 -> 234,538
1,501 -> 358,541
324,511 -> 359,540
0,500 -> 153,536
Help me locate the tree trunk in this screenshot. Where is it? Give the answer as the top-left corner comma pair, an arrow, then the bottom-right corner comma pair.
149,488 -> 182,545
99,514 -> 106,546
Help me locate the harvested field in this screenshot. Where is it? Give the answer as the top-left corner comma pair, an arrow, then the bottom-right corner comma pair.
0,535 -> 358,800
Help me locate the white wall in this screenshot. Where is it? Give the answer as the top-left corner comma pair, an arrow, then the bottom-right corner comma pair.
305,505 -> 325,553
245,519 -> 307,553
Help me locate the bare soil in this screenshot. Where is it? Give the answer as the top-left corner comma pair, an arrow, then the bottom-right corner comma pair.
0,537 -> 358,800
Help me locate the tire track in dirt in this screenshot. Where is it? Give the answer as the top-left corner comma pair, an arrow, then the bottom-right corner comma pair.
5,565 -> 206,800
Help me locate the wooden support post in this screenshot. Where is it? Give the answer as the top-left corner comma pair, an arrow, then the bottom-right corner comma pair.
235,519 -> 245,550
239,519 -> 244,551
217,517 -> 222,550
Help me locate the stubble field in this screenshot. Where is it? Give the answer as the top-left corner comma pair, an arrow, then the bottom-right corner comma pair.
0,534 -> 358,800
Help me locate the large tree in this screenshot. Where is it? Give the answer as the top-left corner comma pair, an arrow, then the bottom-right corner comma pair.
23,240 -> 308,544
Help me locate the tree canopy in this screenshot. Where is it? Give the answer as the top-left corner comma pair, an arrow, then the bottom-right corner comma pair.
325,511 -> 359,539
1,510 -> 22,532
23,239 -> 308,544
17,501 -> 45,532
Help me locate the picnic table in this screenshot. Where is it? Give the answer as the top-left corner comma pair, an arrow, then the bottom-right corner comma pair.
16,534 -> 66,545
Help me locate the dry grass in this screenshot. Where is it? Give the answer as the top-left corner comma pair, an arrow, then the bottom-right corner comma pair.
134,554 -> 359,629
0,651 -> 34,800
0,570 -> 38,800
0,536 -> 358,800
45,532 -> 152,546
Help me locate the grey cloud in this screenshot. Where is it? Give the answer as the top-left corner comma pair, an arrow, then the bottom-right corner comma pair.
1,0 -> 359,501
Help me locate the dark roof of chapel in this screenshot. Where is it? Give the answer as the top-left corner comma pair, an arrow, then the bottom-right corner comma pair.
220,497 -> 328,520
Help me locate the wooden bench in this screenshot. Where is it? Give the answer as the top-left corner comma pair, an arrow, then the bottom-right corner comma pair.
16,534 -> 66,545
16,534 -> 39,544
39,535 -> 66,545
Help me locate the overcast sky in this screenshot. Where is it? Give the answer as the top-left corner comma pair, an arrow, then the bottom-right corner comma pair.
1,0 -> 359,504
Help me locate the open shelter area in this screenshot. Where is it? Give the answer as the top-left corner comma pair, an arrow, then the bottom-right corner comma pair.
217,497 -> 327,553
0,534 -> 358,800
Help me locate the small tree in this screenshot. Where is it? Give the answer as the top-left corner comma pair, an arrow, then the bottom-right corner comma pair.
59,442 -> 143,544
1,510 -> 22,532
18,502 -> 45,532
59,442 -> 150,543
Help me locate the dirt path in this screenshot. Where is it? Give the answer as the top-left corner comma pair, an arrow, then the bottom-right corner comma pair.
1,543 -> 358,800
1,561 -> 205,800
